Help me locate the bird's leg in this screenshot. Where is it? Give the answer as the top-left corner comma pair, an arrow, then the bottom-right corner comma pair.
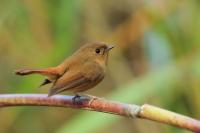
72,93 -> 98,105
72,94 -> 82,105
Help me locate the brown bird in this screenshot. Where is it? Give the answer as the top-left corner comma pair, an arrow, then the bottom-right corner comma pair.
15,42 -> 114,97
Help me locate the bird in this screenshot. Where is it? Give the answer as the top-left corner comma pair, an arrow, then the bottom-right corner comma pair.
15,42 -> 114,97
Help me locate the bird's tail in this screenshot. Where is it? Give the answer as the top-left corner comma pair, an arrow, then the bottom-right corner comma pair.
15,68 -> 46,76
15,67 -> 59,77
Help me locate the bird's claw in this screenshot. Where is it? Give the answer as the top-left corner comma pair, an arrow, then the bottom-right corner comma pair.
72,93 -> 96,105
72,94 -> 82,105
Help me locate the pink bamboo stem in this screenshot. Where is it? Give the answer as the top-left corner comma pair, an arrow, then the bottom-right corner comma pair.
0,94 -> 199,132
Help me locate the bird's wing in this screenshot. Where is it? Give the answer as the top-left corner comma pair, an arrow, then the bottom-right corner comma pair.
48,71 -> 91,96
48,62 -> 104,97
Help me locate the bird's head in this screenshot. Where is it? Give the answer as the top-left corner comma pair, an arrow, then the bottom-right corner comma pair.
77,42 -> 114,66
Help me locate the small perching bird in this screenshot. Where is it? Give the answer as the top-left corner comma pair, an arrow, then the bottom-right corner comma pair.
15,42 -> 114,97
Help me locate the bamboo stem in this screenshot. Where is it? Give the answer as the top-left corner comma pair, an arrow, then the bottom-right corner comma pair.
0,94 -> 199,132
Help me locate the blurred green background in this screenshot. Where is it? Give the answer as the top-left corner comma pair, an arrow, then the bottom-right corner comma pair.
0,0 -> 200,133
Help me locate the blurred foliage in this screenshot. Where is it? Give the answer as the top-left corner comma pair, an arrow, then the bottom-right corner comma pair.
0,0 -> 199,133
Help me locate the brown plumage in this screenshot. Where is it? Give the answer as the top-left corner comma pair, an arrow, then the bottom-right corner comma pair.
15,42 -> 114,97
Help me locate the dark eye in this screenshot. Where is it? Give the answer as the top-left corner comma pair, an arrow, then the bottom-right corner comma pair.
95,48 -> 101,54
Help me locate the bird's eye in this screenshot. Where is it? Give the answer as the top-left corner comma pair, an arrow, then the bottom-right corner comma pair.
95,48 -> 101,54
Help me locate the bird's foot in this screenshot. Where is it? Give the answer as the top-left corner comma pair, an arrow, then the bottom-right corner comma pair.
72,93 -> 97,105
72,94 -> 82,105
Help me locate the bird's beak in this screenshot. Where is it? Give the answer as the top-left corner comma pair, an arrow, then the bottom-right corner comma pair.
106,45 -> 115,51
